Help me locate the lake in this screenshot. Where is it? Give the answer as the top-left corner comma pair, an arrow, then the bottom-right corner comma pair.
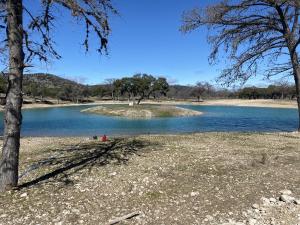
0,105 -> 298,136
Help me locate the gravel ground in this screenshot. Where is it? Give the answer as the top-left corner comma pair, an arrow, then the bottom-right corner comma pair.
0,132 -> 299,225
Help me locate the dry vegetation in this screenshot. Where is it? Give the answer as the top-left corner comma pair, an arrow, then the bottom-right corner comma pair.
81,104 -> 202,118
0,132 -> 299,224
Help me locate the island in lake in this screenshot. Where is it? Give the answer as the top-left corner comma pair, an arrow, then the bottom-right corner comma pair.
81,104 -> 203,119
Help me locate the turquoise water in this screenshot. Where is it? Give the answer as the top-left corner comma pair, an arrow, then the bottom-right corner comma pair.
0,105 -> 298,136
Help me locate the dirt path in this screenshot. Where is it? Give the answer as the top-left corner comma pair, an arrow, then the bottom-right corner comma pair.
0,132 -> 299,224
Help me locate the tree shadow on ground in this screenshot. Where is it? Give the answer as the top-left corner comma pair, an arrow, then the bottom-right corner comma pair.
18,138 -> 153,189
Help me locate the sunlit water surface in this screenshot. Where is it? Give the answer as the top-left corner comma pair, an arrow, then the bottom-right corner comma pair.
0,105 -> 298,136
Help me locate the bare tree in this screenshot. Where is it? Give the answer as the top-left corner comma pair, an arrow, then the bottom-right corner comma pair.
181,0 -> 300,131
105,78 -> 116,100
0,0 -> 117,192
192,82 -> 213,102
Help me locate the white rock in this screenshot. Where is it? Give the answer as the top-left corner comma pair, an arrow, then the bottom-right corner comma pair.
205,215 -> 214,221
109,172 -> 117,176
20,193 -> 27,198
279,194 -> 295,203
269,198 -> 277,203
280,189 -> 292,195
190,191 -> 199,197
252,204 -> 260,209
248,218 -> 257,225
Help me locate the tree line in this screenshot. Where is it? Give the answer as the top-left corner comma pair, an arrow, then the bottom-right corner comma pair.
186,82 -> 296,100
1,74 -> 295,103
0,73 -> 170,104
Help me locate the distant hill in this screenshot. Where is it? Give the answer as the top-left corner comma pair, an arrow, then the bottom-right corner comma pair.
23,73 -> 86,89
0,73 -> 92,102
19,73 -> 194,101
0,73 -> 200,102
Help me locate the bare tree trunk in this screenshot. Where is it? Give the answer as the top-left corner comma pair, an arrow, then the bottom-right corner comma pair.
293,68 -> 300,132
0,0 -> 24,191
290,51 -> 300,131
137,93 -> 145,105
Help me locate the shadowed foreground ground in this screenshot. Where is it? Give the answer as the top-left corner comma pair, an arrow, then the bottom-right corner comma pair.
0,132 -> 299,224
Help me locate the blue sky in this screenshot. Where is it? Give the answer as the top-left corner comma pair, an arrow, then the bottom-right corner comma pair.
23,0 -> 273,85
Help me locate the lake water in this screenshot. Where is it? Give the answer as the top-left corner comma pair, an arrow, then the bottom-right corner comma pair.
0,105 -> 298,136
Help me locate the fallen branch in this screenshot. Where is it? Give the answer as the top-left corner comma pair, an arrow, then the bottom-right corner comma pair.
107,211 -> 140,225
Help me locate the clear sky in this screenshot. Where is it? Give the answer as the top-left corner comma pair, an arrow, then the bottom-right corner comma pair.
23,0 -> 271,86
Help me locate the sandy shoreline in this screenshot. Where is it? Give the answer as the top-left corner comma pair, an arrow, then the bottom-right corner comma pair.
0,99 -> 297,111
0,101 -> 129,111
199,99 -> 298,109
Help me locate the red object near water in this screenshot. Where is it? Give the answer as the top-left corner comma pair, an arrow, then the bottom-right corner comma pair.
101,135 -> 108,142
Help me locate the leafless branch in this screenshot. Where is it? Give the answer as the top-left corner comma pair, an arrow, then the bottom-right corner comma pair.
1,0 -> 117,64
181,0 -> 300,86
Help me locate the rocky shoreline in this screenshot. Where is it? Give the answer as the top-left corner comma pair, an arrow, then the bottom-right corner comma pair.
214,190 -> 300,225
0,133 -> 299,224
